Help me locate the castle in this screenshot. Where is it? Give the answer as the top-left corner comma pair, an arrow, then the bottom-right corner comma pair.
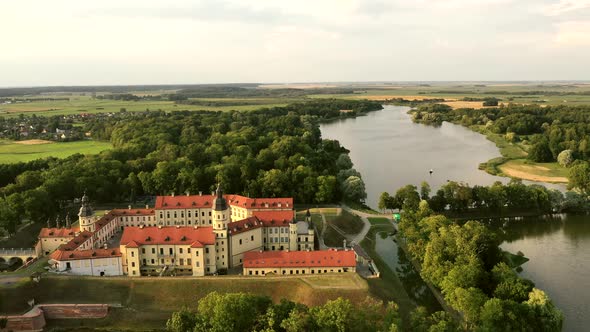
37,185 -> 344,277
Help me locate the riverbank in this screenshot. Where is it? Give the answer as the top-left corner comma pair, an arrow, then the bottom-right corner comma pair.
469,126 -> 569,184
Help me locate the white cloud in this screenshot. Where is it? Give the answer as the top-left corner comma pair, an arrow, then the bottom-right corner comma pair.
553,21 -> 590,45
542,0 -> 590,16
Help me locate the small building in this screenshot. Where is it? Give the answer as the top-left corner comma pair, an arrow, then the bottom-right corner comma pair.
243,248 -> 356,276
37,227 -> 79,256
49,248 -> 122,276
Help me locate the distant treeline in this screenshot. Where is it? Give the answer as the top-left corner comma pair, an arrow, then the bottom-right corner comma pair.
171,86 -> 355,99
430,90 -> 590,96
0,97 -> 70,102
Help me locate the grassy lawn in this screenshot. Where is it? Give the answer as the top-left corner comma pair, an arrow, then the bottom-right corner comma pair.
498,159 -> 569,183
324,210 -> 364,235
323,225 -> 346,247
368,217 -> 391,225
0,274 -> 371,329
0,139 -> 112,164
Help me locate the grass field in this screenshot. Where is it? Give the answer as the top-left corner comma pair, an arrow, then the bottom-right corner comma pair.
368,217 -> 391,225
0,139 -> 112,163
499,159 -> 568,183
0,95 -> 291,117
0,274 -> 370,330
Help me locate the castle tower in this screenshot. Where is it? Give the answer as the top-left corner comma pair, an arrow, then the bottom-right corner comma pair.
78,192 -> 96,232
289,215 -> 298,251
212,184 -> 229,270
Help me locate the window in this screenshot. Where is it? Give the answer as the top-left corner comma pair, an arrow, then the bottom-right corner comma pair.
161,259 -> 164,264
169,248 -> 173,255
239,239 -> 242,245
131,251 -> 135,257
151,259 -> 155,264
141,248 -> 145,254
142,259 -> 146,265
180,259 -> 184,265
188,248 -> 191,253
131,262 -> 135,267
152,248 -> 155,254
179,248 -> 183,254
196,261 -> 200,267
187,259 -> 191,265
196,251 -> 199,256
205,248 -> 209,254
160,248 -> 164,255
132,271 -> 136,275
209,211 -> 212,216
251,235 -> 254,241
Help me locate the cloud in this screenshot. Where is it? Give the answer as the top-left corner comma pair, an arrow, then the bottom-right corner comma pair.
542,0 -> 590,16
553,21 -> 590,45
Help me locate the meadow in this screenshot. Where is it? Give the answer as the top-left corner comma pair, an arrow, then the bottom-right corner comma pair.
0,139 -> 112,163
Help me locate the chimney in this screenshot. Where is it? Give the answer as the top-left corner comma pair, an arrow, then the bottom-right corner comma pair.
145,205 -> 149,209
343,239 -> 347,249
128,205 -> 131,210
199,191 -> 202,196
176,225 -> 180,229
211,191 -> 214,196
186,191 -> 190,196
158,225 -> 162,229
104,243 -> 108,249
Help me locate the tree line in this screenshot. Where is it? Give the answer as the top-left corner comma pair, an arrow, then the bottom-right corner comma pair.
0,99 -> 381,234
396,198 -> 563,331
410,103 -> 590,194
166,293 -> 405,332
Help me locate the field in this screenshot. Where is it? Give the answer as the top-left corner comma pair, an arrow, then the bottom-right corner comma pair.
0,274 -> 370,330
0,139 -> 112,163
499,159 -> 568,183
0,95 -> 292,117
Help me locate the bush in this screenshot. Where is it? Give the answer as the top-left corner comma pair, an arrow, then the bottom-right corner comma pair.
557,150 -> 574,167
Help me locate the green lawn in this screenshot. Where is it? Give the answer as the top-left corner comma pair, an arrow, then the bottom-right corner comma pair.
368,217 -> 391,225
0,274 -> 370,329
324,210 -> 364,235
0,140 -> 112,163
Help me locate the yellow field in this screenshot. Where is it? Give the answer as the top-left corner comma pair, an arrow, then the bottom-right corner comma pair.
13,139 -> 54,145
499,160 -> 569,183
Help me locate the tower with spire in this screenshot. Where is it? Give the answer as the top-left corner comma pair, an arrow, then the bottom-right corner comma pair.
212,183 -> 229,270
78,191 -> 96,232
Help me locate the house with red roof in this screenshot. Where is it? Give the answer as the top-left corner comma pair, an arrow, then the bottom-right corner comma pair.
243,249 -> 356,276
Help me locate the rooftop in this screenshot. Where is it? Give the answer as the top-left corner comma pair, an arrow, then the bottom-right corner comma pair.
154,194 -> 293,210
252,210 -> 294,227
39,226 -> 80,238
120,226 -> 216,247
227,216 -> 264,235
243,249 -> 356,269
50,247 -> 121,261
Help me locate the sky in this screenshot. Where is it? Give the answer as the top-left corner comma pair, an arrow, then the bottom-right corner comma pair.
1,0 -> 589,86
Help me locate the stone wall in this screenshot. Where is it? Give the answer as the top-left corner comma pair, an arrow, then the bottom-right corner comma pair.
39,304 -> 109,319
1,304 -> 108,331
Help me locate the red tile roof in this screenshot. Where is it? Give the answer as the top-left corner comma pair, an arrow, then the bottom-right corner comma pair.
227,195 -> 293,210
50,248 -> 121,261
59,231 -> 94,251
39,227 -> 79,238
252,210 -> 294,226
155,195 -> 215,209
243,249 -> 356,269
227,216 -> 264,235
154,194 -> 293,210
120,226 -> 215,247
110,208 -> 155,216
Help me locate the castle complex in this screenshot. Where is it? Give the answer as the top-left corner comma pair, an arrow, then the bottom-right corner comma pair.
35,185 -> 352,277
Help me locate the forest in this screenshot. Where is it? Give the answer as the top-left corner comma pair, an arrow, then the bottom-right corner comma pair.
390,189 -> 563,331
0,99 -> 381,234
410,104 -> 590,194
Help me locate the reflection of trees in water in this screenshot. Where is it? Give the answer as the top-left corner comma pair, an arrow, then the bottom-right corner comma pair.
561,215 -> 590,245
493,216 -> 565,243
395,247 -> 442,312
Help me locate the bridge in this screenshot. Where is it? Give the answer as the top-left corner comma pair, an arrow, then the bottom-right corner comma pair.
0,248 -> 37,265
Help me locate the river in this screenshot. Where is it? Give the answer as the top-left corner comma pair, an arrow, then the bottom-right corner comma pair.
320,105 -> 589,331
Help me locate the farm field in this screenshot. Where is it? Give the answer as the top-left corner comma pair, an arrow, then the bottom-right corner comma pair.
0,95 -> 291,117
0,139 -> 112,163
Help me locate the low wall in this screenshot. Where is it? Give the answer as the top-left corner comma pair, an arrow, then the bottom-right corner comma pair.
1,304 -> 108,331
1,307 -> 45,332
39,304 -> 109,319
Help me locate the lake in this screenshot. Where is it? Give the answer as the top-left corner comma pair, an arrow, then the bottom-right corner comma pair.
321,105 -> 589,331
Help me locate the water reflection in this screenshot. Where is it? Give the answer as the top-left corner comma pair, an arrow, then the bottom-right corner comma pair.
375,232 -> 441,311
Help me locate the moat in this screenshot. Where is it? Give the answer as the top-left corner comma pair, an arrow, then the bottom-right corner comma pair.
321,105 -> 590,331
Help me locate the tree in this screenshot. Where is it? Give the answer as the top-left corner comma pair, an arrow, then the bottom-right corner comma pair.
395,185 -> 420,212
166,308 -> 197,332
557,149 -> 574,167
316,175 -> 337,203
568,161 -> 590,195
378,192 -> 395,212
341,176 -> 367,203
525,288 -> 564,332
528,138 -> 553,162
420,181 -> 431,200
335,154 -> 353,170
